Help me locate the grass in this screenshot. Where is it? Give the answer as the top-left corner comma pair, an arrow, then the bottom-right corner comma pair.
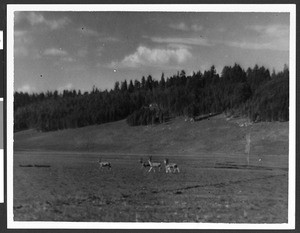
13,115 -> 289,222
14,153 -> 288,222
14,114 -> 289,157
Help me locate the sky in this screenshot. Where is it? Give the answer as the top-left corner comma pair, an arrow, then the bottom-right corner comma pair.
14,11 -> 290,93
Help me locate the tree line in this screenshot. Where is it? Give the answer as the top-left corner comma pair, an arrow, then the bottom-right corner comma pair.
14,63 -> 289,132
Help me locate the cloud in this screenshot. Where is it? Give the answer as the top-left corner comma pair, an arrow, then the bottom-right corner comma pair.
247,24 -> 289,38
164,23 -> 289,52
169,22 -> 189,31
191,24 -> 203,32
44,48 -> 68,56
14,30 -> 27,38
165,23 -> 289,51
223,24 -> 289,51
166,43 -> 192,50
61,57 -> 75,62
150,36 -> 212,47
58,83 -> 73,92
110,46 -> 192,68
46,17 -> 70,30
14,30 -> 32,57
14,30 -> 33,46
16,84 -> 35,93
43,48 -> 76,63
169,22 -> 203,32
27,12 -> 45,25
224,40 -> 288,51
16,12 -> 70,30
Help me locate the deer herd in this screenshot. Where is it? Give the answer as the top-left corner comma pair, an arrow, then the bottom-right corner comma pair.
98,156 -> 180,173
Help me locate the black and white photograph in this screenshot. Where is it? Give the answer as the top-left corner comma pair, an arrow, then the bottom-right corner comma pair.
6,4 -> 296,229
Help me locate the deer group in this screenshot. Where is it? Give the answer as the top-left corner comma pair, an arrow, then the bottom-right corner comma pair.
140,156 -> 180,174
97,156 -> 180,174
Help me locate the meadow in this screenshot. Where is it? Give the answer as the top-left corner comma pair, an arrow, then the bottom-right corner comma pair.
13,115 -> 289,222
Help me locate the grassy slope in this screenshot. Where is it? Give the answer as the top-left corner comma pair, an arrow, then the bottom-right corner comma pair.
14,114 -> 288,157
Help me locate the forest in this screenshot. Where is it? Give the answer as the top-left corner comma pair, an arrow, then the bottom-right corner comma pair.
14,63 -> 289,132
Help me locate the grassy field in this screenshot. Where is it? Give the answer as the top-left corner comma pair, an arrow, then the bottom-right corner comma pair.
13,114 -> 289,222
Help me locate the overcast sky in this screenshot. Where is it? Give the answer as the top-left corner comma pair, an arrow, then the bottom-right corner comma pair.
14,11 -> 289,93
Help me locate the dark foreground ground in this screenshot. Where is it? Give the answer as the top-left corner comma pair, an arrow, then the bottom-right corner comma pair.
14,151 -> 288,222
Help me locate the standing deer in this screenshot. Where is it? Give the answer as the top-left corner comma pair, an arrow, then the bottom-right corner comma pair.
147,156 -> 161,173
164,158 -> 180,173
139,158 -> 150,168
98,157 -> 111,170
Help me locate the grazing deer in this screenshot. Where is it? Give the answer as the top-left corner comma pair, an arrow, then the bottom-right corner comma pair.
98,158 -> 111,170
139,158 -> 150,168
148,156 -> 161,173
164,158 -> 180,173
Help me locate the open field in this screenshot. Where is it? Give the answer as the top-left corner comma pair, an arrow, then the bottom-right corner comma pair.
13,115 -> 289,222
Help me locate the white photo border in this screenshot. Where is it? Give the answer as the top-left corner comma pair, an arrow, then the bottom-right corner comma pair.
7,4 -> 296,229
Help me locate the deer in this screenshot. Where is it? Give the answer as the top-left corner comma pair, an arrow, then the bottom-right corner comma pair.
147,156 -> 161,173
164,158 -> 180,173
98,157 -> 111,170
139,158 -> 150,168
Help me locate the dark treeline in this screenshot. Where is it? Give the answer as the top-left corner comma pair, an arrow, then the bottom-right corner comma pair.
14,63 -> 289,132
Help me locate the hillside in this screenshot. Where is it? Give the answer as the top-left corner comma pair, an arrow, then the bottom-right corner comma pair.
14,64 -> 289,132
14,114 -> 289,157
